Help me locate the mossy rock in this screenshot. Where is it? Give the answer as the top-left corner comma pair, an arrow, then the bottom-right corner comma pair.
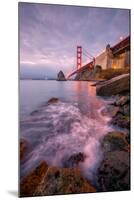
34,167 -> 96,196
102,131 -> 129,152
20,162 -> 49,197
20,162 -> 96,197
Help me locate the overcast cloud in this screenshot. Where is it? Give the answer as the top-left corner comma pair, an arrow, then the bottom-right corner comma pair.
19,3 -> 130,79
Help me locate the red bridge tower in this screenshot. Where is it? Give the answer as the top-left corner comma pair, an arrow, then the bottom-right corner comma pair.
77,46 -> 82,70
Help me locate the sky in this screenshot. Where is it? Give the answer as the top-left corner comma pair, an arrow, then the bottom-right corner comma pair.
19,3 -> 130,79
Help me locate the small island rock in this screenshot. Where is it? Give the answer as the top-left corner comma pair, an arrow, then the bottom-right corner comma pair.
57,71 -> 66,81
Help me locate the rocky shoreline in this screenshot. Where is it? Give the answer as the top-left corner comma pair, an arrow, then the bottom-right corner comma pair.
96,73 -> 130,192
20,138 -> 96,197
20,161 -> 96,197
20,73 -> 130,196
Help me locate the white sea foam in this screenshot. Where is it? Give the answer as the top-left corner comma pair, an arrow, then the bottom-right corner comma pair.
20,97 -> 113,184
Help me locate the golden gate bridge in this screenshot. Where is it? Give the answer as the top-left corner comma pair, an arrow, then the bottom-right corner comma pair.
66,46 -> 95,79
66,36 -> 130,79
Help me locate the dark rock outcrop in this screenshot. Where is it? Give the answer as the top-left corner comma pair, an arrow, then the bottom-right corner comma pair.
115,95 -> 129,106
111,113 -> 130,129
111,93 -> 130,129
97,130 -> 130,192
62,152 -> 86,167
57,71 -> 66,81
96,73 -> 130,192
97,151 -> 130,191
96,73 -> 130,96
102,131 -> 129,152
119,104 -> 130,116
47,97 -> 60,104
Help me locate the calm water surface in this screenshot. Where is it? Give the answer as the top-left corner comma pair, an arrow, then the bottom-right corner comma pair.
20,80 -> 97,119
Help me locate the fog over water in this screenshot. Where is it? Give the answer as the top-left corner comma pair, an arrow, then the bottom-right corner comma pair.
20,80 -> 114,184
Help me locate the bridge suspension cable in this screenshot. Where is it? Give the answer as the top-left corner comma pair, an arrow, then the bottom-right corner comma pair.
82,47 -> 94,58
82,52 -> 92,60
67,46 -> 95,79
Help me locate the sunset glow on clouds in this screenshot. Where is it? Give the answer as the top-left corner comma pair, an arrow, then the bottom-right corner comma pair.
19,3 -> 130,79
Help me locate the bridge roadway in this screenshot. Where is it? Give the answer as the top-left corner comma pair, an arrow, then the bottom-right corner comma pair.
67,60 -> 94,79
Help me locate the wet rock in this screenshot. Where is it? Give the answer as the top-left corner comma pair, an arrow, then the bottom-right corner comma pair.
47,97 -> 60,104
123,104 -> 130,116
57,71 -> 66,81
91,80 -> 107,86
97,151 -> 130,191
115,95 -> 129,106
119,104 -> 130,116
20,162 -> 48,197
34,167 -> 96,196
20,159 -> 96,197
62,152 -> 86,167
30,110 -> 39,116
101,105 -> 119,118
91,83 -> 97,86
102,131 -> 129,152
20,139 -> 28,160
109,93 -> 130,129
111,113 -> 130,129
96,74 -> 130,96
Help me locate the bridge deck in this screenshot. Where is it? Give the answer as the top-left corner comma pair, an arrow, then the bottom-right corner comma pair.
67,61 -> 93,78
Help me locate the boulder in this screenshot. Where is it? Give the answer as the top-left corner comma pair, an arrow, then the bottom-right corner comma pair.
30,110 -> 39,116
111,113 -> 130,129
20,160 -> 96,197
20,162 -> 48,197
101,105 -> 119,118
96,74 -> 130,96
57,71 -> 66,81
47,97 -> 60,104
119,104 -> 130,116
97,151 -> 130,191
91,80 -> 107,86
62,152 -> 86,167
102,131 -> 129,152
20,139 -> 28,160
115,95 -> 129,106
34,167 -> 96,196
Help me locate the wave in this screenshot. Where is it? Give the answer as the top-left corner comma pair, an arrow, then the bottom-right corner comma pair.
20,97 -> 113,184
